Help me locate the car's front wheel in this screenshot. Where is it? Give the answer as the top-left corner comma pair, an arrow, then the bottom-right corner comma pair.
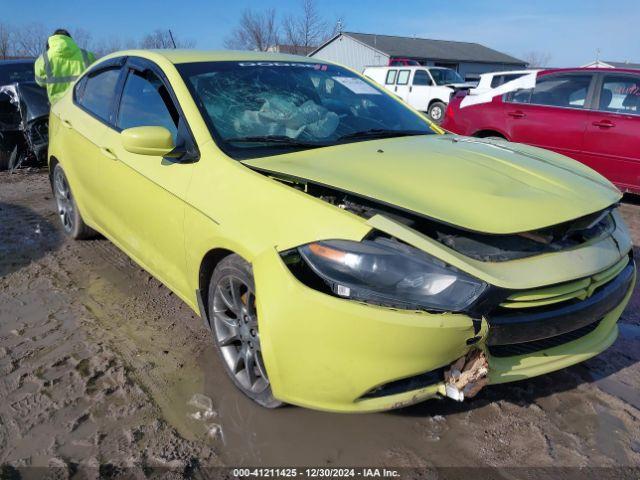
207,254 -> 283,408
428,101 -> 446,124
52,163 -> 96,239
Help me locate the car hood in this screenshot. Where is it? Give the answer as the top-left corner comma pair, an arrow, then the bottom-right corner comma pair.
241,135 -> 621,234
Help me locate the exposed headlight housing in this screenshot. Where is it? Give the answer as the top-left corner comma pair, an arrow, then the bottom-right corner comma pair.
291,237 -> 486,312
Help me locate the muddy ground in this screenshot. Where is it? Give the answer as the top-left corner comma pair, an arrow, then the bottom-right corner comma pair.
0,171 -> 639,473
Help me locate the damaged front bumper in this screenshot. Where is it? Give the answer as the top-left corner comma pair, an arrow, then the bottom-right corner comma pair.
251,234 -> 635,412
247,203 -> 635,412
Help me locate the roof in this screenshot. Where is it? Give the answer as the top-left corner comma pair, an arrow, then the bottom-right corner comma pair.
581,60 -> 640,70
102,49 -> 333,65
601,60 -> 640,70
311,32 -> 526,65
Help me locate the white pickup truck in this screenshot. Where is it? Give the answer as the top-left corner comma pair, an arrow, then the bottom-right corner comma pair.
363,66 -> 474,123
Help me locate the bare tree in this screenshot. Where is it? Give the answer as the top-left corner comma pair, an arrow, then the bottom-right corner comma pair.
522,51 -> 552,68
282,0 -> 338,52
92,36 -> 138,58
0,23 -> 13,59
224,8 -> 279,51
0,23 -> 196,60
13,23 -> 48,57
140,29 -> 174,49
70,27 -> 93,50
139,29 -> 194,49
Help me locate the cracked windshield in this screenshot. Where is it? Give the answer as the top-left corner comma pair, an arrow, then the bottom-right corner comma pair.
179,61 -> 436,158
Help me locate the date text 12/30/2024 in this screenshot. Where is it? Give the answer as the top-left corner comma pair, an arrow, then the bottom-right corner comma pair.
233,468 -> 401,478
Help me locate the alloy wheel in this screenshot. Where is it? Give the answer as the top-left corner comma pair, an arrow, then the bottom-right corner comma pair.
53,167 -> 75,233
212,275 -> 270,394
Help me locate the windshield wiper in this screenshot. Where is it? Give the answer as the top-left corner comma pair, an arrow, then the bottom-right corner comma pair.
336,129 -> 428,142
225,135 -> 323,148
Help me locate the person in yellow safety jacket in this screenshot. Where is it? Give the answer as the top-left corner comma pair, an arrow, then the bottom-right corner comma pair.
34,29 -> 96,104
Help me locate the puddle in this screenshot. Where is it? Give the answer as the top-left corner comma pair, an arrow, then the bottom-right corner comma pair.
196,346 -> 471,466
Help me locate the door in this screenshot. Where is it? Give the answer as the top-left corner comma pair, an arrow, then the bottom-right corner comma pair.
382,68 -> 397,94
405,69 -> 433,111
99,59 -> 196,299
393,69 -> 411,100
502,72 -> 595,158
64,61 -> 125,230
583,73 -> 640,193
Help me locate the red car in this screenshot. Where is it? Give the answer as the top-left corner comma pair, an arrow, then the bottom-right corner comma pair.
442,68 -> 640,195
388,58 -> 420,66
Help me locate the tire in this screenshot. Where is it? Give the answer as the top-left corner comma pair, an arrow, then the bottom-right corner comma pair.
52,163 -> 96,240
207,254 -> 283,408
428,101 -> 446,124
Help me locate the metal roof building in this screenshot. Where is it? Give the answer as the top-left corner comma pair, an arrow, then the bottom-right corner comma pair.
309,32 -> 527,80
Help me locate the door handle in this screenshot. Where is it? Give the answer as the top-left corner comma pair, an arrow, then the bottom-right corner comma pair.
592,120 -> 615,128
100,147 -> 118,161
507,110 -> 526,118
61,118 -> 73,128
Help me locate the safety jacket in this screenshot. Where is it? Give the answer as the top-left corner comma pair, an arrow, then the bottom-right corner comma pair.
34,35 -> 96,104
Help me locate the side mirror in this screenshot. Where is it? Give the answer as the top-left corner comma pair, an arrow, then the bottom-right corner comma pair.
121,126 -> 175,156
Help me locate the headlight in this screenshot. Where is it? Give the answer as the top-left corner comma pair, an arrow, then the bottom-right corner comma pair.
296,238 -> 486,312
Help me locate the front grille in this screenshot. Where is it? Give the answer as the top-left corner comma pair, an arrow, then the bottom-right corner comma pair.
488,319 -> 602,357
486,259 -> 634,351
499,256 -> 629,310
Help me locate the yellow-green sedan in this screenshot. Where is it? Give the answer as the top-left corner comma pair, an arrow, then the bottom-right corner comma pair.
48,50 -> 636,412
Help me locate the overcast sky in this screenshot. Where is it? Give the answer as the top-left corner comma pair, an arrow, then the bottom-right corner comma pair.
6,0 -> 639,66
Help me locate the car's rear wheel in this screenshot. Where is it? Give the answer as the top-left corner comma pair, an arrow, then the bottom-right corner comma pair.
428,101 -> 446,124
52,164 -> 96,239
208,254 -> 283,408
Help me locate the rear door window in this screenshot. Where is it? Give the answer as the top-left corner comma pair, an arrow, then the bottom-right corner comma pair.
506,73 -> 593,109
598,75 -> 640,115
117,69 -> 179,140
396,70 -> 410,85
385,69 -> 397,85
75,68 -> 121,122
